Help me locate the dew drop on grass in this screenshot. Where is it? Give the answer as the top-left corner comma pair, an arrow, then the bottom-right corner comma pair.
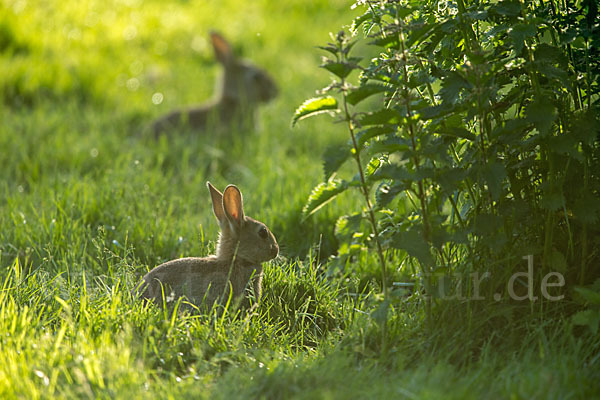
34,370 -> 49,386
17,185 -> 24,193
152,92 -> 164,105
90,148 -> 99,158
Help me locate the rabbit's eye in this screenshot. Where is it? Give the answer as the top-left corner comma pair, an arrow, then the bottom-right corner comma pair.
258,227 -> 268,239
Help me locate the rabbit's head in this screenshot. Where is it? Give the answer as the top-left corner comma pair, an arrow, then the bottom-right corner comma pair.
210,31 -> 278,106
208,182 -> 279,264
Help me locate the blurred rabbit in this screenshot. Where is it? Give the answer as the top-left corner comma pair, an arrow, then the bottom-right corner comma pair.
134,182 -> 279,310
150,31 -> 278,136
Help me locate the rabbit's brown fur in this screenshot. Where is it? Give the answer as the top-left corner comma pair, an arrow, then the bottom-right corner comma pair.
150,32 -> 278,136
135,182 -> 278,310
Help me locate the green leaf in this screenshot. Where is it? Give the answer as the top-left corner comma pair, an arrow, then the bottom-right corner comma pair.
548,248 -> 567,273
473,213 -> 503,236
321,59 -> 360,79
371,164 -> 415,182
574,287 -> 600,305
405,23 -> 435,48
376,182 -> 407,207
572,190 -> 600,224
365,157 -> 381,178
351,11 -> 373,34
356,126 -> 396,148
437,126 -> 476,141
435,167 -> 469,193
369,136 -> 411,154
346,83 -> 390,106
316,44 -> 339,57
370,35 -> 400,49
489,1 -> 522,17
292,96 -> 338,126
440,71 -> 471,104
334,212 -> 364,240
360,109 -> 403,126
302,179 -> 348,218
525,97 -> 556,135
572,310 -> 600,334
370,299 -> 390,325
539,181 -> 564,211
323,143 -> 352,180
482,162 -> 507,201
388,229 -> 434,265
508,23 -> 536,54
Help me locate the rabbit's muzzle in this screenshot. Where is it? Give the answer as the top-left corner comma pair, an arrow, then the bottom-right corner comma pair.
270,243 -> 279,259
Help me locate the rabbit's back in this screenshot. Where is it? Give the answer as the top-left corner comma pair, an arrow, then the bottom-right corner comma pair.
139,257 -> 228,307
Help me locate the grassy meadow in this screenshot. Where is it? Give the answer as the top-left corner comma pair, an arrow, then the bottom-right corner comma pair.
1,0 -> 599,398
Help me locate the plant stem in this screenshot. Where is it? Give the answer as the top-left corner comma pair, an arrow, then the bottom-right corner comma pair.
340,87 -> 389,297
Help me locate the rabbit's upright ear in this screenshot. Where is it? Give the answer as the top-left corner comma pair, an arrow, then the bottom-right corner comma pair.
223,185 -> 245,229
207,182 -> 226,224
210,31 -> 234,65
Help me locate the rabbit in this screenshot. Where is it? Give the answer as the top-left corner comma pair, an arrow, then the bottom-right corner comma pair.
134,182 -> 279,310
150,31 -> 278,136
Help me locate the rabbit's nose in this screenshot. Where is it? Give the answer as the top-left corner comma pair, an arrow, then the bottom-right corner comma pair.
270,244 -> 279,258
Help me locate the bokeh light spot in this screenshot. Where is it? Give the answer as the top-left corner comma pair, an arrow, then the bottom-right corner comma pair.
126,78 -> 140,91
123,26 -> 137,41
152,92 -> 164,105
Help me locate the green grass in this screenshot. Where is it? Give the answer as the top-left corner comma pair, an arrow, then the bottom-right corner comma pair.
0,0 -> 599,398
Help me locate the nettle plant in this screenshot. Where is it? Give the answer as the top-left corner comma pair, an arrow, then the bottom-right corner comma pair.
293,0 -> 599,316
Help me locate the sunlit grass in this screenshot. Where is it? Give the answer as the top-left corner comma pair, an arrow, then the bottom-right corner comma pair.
0,0 -> 599,398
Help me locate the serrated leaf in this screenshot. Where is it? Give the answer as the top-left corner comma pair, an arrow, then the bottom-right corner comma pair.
371,164 -> 415,182
370,35 -> 400,49
525,98 -> 556,135
316,44 -> 339,57
548,248 -> 567,273
482,162 -> 507,201
365,157 -> 382,178
323,143 -> 352,180
321,60 -> 359,79
405,23 -> 435,48
437,126 -> 476,141
302,179 -> 348,218
435,167 -> 469,193
508,23 -> 536,54
572,191 -> 600,224
351,11 -> 373,34
440,71 -> 471,104
574,287 -> 600,305
360,109 -> 403,126
539,181 -> 564,211
489,1 -> 522,17
369,136 -> 411,154
376,182 -> 407,207
292,96 -> 338,126
473,213 -> 503,236
388,229 -> 434,265
335,212 -> 364,239
356,126 -> 396,148
346,83 -> 390,106
572,310 -> 600,334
